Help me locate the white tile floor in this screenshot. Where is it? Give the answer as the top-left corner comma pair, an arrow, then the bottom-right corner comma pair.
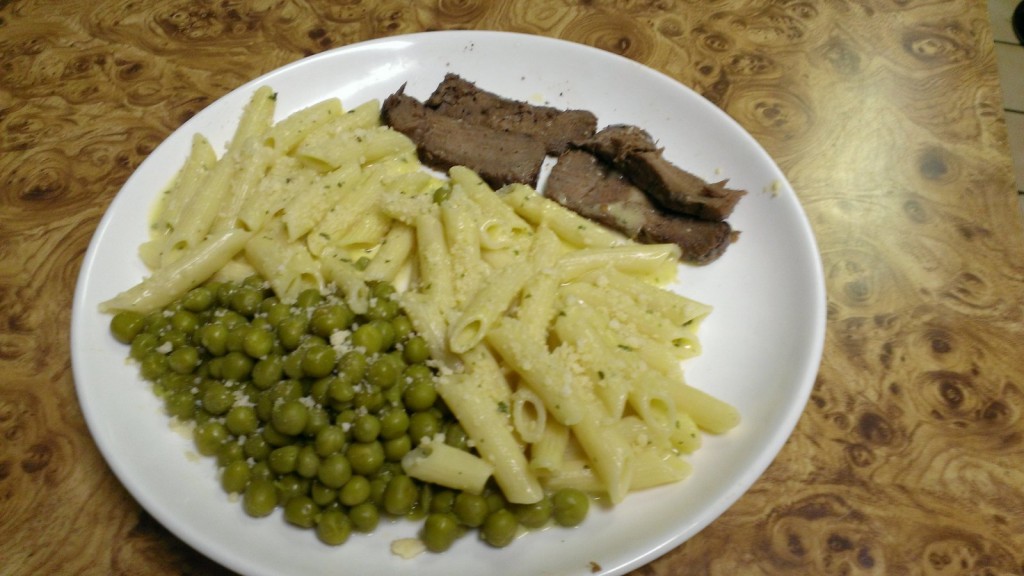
987,0 -> 1024,220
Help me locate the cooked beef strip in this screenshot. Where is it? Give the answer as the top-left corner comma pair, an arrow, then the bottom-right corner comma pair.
578,125 -> 747,222
382,87 -> 546,188
545,150 -> 735,264
424,73 -> 598,155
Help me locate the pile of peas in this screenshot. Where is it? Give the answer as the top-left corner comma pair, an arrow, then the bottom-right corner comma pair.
108,276 -> 589,552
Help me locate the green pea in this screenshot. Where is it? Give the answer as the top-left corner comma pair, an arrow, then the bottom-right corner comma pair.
163,390 -> 195,419
262,423 -> 295,447
295,288 -> 323,309
159,372 -> 192,393
282,349 -> 306,379
317,453 -> 352,489
351,323 -> 384,355
403,364 -> 434,387
242,327 -> 274,359
444,422 -> 469,451
369,280 -> 397,301
277,474 -> 311,502
221,460 -> 251,494
430,490 -> 456,514
272,379 -> 305,402
197,323 -> 229,356
295,445 -> 320,479
339,475 -> 371,507
366,354 -> 403,389
129,332 -> 159,360
304,406 -> 330,436
221,351 -> 253,381
316,508 -> 352,546
278,316 -> 307,351
367,295 -> 399,321
231,286 -> 264,317
243,478 -> 278,517
242,275 -> 267,291
383,474 -> 418,516
408,411 -> 441,444
205,357 -> 224,380
481,509 -> 518,548
159,330 -> 188,352
314,425 -> 346,456
551,488 -> 589,527
353,388 -> 384,413
272,399 -> 309,436
513,496 -> 552,529
215,282 -> 237,308
310,481 -> 338,507
391,314 -> 414,342
284,495 -> 319,529
264,301 -> 291,327
111,311 -> 146,344
302,344 -> 337,379
268,445 -> 300,475
142,314 -> 169,338
403,380 -> 437,412
140,351 -> 168,381
201,382 -> 234,415
337,351 -> 368,384
422,513 -> 460,553
402,335 -> 430,364
352,414 -> 381,443
310,304 -> 354,338
349,501 -> 380,533
224,327 -> 247,353
484,489 -> 508,513
346,441 -> 385,477
217,309 -> 248,330
328,377 -> 355,405
372,320 -> 396,351
170,310 -> 199,335
432,186 -> 451,204
309,376 -> 333,404
379,409 -> 409,440
193,421 -> 228,456
251,462 -> 273,484
453,492 -> 489,528
383,435 -> 411,461
167,346 -> 200,375
182,286 -> 215,312
225,405 -> 259,436
243,434 -> 271,461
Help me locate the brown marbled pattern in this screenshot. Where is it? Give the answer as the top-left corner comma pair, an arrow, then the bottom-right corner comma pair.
2,0 -> 1023,574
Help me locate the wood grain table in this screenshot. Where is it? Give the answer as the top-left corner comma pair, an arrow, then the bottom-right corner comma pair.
3,1 -> 1023,574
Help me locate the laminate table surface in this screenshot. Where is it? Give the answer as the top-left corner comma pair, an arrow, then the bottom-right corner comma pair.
2,1 -> 1023,574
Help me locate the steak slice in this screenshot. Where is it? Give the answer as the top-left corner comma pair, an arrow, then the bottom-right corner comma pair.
545,150 -> 735,264
578,125 -> 746,222
425,73 -> 598,155
382,87 -> 546,188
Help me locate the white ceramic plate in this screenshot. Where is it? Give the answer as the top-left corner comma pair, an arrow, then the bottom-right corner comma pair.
72,31 -> 825,576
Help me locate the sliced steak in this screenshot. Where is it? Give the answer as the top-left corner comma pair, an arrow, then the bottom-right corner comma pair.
424,73 -> 598,155
545,150 -> 735,264
382,87 -> 546,188
578,125 -> 746,221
